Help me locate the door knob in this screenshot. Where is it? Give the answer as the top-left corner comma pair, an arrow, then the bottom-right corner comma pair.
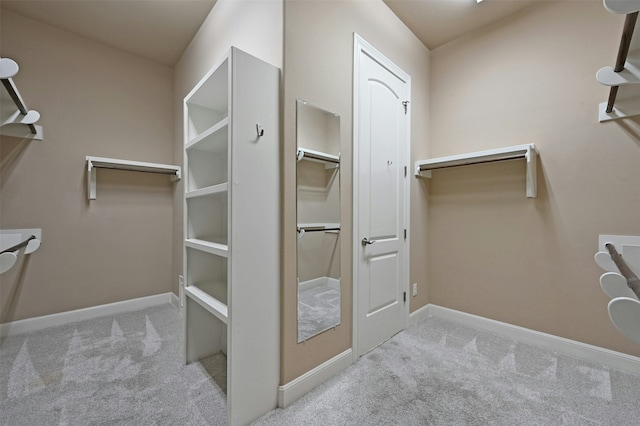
361,237 -> 376,247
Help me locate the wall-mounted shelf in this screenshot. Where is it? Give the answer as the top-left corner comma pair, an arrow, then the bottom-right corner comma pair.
415,143 -> 538,198
596,0 -> 640,122
86,156 -> 181,200
0,58 -> 43,140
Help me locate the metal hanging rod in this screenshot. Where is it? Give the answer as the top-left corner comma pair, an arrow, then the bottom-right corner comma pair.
606,11 -> 639,113
0,235 -> 36,254
605,243 -> 640,300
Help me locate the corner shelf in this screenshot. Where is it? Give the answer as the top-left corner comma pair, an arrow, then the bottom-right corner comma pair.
0,58 -> 43,140
597,0 -> 640,122
86,156 -> 181,200
415,143 -> 538,198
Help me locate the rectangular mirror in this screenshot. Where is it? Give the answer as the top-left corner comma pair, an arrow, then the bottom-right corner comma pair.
296,100 -> 341,342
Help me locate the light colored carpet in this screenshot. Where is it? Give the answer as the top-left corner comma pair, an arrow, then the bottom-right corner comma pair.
254,316 -> 640,425
0,304 -> 227,425
3,304 -> 640,425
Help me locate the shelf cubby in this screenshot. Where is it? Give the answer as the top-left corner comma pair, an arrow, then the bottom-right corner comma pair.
186,190 -> 228,247
185,119 -> 229,191
185,58 -> 229,141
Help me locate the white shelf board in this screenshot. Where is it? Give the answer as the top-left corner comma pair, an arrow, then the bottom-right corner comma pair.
604,0 -> 640,14
597,61 -> 640,86
185,285 -> 228,324
186,117 -> 229,151
185,238 -> 229,258
86,156 -> 181,200
185,183 -> 228,199
415,143 -> 538,198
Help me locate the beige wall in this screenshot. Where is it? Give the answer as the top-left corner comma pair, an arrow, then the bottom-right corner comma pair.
282,0 -> 430,383
172,0 -> 284,298
0,10 -> 175,322
428,1 -> 640,357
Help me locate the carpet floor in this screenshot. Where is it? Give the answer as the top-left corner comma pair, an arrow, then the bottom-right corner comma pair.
0,304 -> 227,425
254,316 -> 640,425
3,304 -> 640,425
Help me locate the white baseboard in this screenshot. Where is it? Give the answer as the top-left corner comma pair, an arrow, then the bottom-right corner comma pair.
408,304 -> 431,326
298,277 -> 340,292
278,349 -> 353,408
424,304 -> 640,375
0,292 -> 178,338
169,292 -> 180,313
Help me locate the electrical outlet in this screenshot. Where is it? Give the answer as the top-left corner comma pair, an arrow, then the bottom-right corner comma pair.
412,282 -> 417,297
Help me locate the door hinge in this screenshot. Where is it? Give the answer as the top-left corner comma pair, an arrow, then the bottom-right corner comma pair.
404,229 -> 407,240
404,166 -> 407,177
402,100 -> 410,115
403,291 -> 407,302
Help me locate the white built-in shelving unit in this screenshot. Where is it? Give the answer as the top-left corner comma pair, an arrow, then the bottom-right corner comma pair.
183,47 -> 280,426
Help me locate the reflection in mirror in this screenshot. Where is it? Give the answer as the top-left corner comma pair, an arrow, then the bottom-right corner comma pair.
296,100 -> 341,342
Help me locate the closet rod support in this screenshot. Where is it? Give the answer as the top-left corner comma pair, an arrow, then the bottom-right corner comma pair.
0,58 -> 41,139
605,243 -> 640,300
606,11 -> 639,113
0,235 -> 36,254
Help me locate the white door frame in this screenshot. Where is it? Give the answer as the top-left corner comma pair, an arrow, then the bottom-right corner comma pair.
352,33 -> 411,360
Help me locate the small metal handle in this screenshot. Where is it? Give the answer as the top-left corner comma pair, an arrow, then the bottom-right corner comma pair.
361,237 -> 376,247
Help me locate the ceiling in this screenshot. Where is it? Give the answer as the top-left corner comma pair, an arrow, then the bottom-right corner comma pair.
383,0 -> 540,50
0,0 -> 540,66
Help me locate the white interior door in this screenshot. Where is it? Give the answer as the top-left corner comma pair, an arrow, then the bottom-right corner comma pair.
354,35 -> 410,356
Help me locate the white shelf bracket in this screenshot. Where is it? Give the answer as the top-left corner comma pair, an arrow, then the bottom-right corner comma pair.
525,144 -> 537,198
86,156 -> 181,200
